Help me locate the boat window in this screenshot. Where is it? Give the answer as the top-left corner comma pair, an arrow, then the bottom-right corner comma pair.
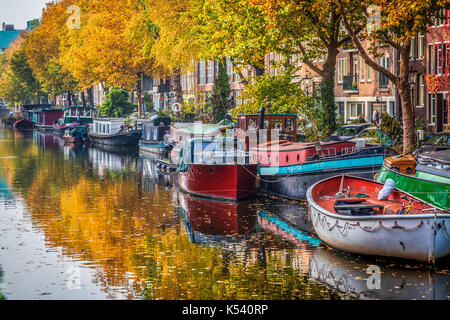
248,118 -> 258,129
284,118 -> 294,133
273,119 -> 282,131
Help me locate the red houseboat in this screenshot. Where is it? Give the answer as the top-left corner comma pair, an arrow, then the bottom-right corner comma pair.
32,108 -> 63,132
177,137 -> 258,201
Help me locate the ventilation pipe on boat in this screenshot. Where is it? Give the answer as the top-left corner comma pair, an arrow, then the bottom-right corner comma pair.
258,106 -> 265,130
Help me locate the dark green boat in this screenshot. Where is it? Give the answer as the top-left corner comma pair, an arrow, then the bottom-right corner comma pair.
376,151 -> 450,210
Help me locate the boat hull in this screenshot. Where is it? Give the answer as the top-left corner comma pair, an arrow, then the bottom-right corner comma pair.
13,118 -> 34,130
307,175 -> 450,263
178,164 -> 258,201
376,166 -> 450,210
259,152 -> 385,200
88,131 -> 141,146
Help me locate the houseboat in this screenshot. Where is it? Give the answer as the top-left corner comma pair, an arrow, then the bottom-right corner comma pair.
233,111 -> 298,150
53,106 -> 97,136
88,118 -> 141,147
307,174 -> 450,263
32,107 -> 63,132
375,151 -> 450,210
13,118 -> 34,130
139,116 -> 171,155
233,111 -> 395,200
256,140 -> 397,200
167,122 -> 228,165
177,137 -> 258,201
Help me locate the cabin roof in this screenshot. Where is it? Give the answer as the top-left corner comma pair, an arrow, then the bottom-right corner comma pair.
62,106 -> 97,111
179,124 -> 228,135
236,113 -> 298,118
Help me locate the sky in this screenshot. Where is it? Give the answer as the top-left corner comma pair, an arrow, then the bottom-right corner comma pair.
0,0 -> 49,29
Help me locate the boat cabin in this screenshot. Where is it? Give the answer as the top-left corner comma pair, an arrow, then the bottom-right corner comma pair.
90,118 -> 134,136
32,108 -> 63,127
178,137 -> 248,170
60,106 -> 97,125
234,114 -> 298,150
141,116 -> 171,143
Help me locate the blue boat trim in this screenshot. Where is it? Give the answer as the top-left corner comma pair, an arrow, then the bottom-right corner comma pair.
258,211 -> 322,247
259,155 -> 384,175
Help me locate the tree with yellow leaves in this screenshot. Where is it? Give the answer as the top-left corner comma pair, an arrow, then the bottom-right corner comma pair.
61,0 -> 160,115
25,0 -> 79,103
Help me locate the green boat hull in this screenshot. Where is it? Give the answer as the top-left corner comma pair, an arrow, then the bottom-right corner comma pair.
376,167 -> 450,210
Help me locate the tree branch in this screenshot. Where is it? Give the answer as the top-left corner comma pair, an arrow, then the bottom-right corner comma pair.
297,42 -> 324,77
337,0 -> 398,83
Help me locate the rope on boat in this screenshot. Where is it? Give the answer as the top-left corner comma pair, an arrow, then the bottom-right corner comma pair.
442,220 -> 450,238
313,210 -> 425,235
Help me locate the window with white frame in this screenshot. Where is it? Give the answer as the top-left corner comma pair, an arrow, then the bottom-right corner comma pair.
198,61 -> 206,85
367,64 -> 372,82
418,75 -> 425,107
207,61 -> 214,84
418,33 -> 425,59
360,57 -> 366,82
349,103 -> 364,118
410,36 -> 415,59
429,94 -> 436,125
337,58 -> 347,83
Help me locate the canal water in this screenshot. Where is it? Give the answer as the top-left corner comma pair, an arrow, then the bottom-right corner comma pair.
0,128 -> 448,300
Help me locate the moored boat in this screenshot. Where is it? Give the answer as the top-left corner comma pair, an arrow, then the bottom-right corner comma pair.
139,116 -> 171,155
307,174 -> 450,263
32,108 -> 63,132
177,137 -> 258,201
257,140 -> 397,201
167,122 -> 228,165
375,151 -> 450,210
88,118 -> 141,146
53,106 -> 97,136
13,118 -> 34,130
63,125 -> 87,144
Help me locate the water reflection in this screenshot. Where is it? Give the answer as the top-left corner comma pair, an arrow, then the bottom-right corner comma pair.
309,248 -> 450,300
177,192 -> 258,249
0,128 -> 448,300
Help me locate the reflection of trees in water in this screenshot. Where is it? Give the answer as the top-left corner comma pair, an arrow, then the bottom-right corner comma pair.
0,128 -> 341,300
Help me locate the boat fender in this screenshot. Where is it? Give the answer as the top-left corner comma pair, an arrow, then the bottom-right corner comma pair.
378,178 -> 395,200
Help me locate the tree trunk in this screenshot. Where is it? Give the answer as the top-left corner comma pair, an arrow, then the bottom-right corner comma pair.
86,87 -> 94,107
136,75 -> 143,116
320,46 -> 339,137
172,67 -> 183,104
81,91 -> 86,106
67,91 -> 72,107
398,47 -> 415,153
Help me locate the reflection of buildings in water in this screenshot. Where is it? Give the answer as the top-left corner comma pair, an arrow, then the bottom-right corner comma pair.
87,146 -> 137,177
34,131 -> 65,151
308,248 -> 450,300
177,191 -> 258,250
139,154 -> 175,193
